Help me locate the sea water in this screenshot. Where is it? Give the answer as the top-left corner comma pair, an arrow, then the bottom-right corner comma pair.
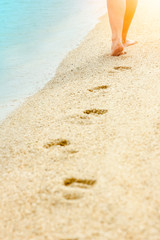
0,0 -> 106,122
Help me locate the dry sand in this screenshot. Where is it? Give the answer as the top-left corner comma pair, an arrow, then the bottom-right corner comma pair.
1,0 -> 160,239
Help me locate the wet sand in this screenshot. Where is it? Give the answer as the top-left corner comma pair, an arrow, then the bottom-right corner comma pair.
1,0 -> 160,239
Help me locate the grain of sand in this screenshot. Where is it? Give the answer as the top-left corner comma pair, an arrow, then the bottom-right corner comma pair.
1,0 -> 160,239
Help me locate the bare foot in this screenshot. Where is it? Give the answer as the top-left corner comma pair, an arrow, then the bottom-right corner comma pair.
123,39 -> 137,47
111,41 -> 124,56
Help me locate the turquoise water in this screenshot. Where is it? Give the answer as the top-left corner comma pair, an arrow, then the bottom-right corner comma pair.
0,0 -> 106,121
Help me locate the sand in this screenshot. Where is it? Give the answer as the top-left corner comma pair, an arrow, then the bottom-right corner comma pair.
1,0 -> 160,239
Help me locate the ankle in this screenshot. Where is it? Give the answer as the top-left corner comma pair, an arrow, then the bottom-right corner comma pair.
112,33 -> 122,43
122,34 -> 127,44
112,37 -> 122,43
112,38 -> 123,48
112,39 -> 123,48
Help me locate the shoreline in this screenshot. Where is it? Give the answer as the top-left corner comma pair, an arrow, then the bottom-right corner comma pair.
0,3 -> 106,123
1,1 -> 160,239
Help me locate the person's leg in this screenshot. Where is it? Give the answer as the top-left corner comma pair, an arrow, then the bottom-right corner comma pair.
107,0 -> 126,56
122,0 -> 138,47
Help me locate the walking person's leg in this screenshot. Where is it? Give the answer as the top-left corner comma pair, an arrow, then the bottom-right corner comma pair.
122,0 -> 138,47
107,0 -> 138,56
107,0 -> 126,56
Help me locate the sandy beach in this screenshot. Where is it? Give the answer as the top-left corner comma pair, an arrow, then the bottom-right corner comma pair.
1,0 -> 160,239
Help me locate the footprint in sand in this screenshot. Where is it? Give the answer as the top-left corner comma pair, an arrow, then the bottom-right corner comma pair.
63,190 -> 83,201
108,70 -> 116,76
83,109 -> 108,115
64,178 -> 96,189
114,66 -> 132,71
67,149 -> 79,154
61,178 -> 96,202
67,108 -> 108,125
88,85 -> 109,92
44,138 -> 70,149
63,178 -> 96,201
66,114 -> 92,125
